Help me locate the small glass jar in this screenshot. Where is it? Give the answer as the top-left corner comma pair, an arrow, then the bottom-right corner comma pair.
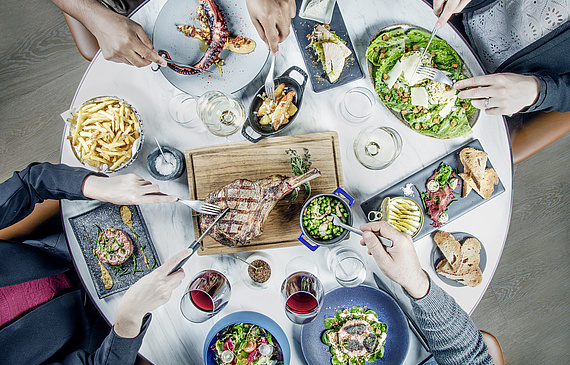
146,146 -> 185,180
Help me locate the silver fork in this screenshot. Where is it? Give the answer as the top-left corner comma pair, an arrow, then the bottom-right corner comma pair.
330,215 -> 394,247
264,53 -> 276,101
417,65 -> 454,86
176,198 -> 222,215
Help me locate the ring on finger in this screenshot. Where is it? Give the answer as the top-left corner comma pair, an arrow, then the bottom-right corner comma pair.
484,97 -> 490,109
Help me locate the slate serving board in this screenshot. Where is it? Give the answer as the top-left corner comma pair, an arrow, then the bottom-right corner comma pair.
360,139 -> 505,241
291,0 -> 363,93
69,203 -> 160,298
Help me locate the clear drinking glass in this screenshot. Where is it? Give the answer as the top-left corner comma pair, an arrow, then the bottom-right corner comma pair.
168,93 -> 203,130
354,126 -> 402,169
180,269 -> 231,323
280,271 -> 324,324
327,246 -> 366,287
337,86 -> 376,124
196,91 -> 246,137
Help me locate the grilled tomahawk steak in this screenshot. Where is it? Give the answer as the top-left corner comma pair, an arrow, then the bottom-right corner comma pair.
200,168 -> 321,246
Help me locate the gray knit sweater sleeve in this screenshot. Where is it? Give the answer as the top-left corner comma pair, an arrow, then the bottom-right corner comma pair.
410,279 -> 493,365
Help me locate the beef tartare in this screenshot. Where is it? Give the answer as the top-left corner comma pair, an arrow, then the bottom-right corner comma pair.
95,228 -> 134,265
419,162 -> 459,227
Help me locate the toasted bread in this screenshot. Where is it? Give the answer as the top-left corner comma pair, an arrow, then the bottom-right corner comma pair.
456,237 -> 481,275
459,172 -> 474,198
434,231 -> 462,272
460,148 -> 488,188
435,235 -> 483,287
458,267 -> 483,287
477,168 -> 499,200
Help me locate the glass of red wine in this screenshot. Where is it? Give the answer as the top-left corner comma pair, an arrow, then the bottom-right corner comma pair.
180,269 -> 231,323
280,271 -> 324,324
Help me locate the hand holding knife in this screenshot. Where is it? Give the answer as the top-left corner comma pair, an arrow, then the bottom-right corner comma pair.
168,208 -> 229,275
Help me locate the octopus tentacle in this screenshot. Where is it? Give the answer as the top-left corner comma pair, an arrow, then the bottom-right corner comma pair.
160,0 -> 228,75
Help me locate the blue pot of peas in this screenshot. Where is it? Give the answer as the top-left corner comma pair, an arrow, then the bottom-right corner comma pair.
298,188 -> 355,251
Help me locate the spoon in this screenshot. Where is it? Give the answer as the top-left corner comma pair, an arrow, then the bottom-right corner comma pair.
154,137 -> 174,166
330,214 -> 393,247
236,256 -> 259,270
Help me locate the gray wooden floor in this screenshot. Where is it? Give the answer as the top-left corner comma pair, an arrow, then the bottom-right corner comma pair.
1,1 -> 568,364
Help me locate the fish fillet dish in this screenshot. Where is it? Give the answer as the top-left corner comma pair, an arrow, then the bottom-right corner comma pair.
321,306 -> 388,364
200,169 -> 321,246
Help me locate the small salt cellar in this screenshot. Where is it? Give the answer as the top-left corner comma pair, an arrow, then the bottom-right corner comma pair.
146,145 -> 185,181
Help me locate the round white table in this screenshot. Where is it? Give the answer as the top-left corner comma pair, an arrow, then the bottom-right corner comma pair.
60,0 -> 513,364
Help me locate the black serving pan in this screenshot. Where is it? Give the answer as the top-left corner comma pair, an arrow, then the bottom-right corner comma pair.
241,66 -> 308,143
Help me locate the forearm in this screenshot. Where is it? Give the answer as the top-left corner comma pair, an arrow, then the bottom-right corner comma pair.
0,163 -> 94,229
410,279 -> 493,365
51,0 -> 119,32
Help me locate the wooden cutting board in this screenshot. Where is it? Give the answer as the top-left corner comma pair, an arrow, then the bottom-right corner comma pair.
185,131 -> 344,255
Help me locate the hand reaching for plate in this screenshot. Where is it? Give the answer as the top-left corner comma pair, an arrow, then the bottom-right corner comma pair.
360,222 -> 430,299
83,174 -> 177,205
455,73 -> 541,115
114,248 -> 189,338
246,0 -> 296,55
433,0 -> 472,29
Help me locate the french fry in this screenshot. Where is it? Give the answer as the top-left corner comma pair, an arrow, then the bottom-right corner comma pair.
67,97 -> 141,171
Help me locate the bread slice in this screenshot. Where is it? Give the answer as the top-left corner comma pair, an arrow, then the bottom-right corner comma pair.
458,267 -> 483,287
456,237 -> 481,275
459,172 -> 473,198
460,148 -> 488,188
477,168 -> 499,200
436,258 -> 454,274
434,231 -> 462,272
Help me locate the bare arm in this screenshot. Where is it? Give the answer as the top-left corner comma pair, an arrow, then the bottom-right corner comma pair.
51,0 -> 166,67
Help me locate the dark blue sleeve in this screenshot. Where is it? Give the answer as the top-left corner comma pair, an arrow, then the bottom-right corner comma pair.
462,0 -> 496,12
0,163 -> 96,229
51,314 -> 152,365
525,71 -> 570,113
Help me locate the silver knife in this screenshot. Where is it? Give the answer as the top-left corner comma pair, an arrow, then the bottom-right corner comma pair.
413,25 -> 438,77
373,273 -> 430,352
167,207 -> 229,275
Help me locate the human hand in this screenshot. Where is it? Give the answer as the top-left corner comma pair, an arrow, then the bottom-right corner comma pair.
114,248 -> 189,338
90,11 -> 167,67
454,73 -> 540,115
433,0 -> 472,29
359,222 -> 429,299
246,0 -> 296,55
83,174 -> 177,205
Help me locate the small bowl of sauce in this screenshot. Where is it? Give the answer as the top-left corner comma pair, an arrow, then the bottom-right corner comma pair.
242,253 -> 273,289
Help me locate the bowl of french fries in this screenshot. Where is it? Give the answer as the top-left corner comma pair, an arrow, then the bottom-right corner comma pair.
66,96 -> 143,172
241,66 -> 308,143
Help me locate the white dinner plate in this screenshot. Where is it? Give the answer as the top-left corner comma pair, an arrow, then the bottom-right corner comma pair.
152,0 -> 268,95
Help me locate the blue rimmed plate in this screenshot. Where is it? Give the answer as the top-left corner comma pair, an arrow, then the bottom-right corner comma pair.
204,311 -> 291,364
300,285 -> 409,365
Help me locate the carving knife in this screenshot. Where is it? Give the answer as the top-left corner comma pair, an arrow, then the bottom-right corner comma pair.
373,273 -> 430,352
168,208 -> 229,275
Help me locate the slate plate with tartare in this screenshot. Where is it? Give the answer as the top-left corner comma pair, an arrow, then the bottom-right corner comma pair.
69,203 -> 160,298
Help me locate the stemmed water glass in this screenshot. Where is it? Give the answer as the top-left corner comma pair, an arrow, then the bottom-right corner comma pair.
180,269 -> 231,323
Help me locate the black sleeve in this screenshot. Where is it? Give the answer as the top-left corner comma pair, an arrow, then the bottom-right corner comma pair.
0,162 -> 95,229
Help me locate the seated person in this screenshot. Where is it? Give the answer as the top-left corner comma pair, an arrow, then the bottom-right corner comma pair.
0,162 -> 187,364
360,221 -> 493,365
432,0 -> 569,117
51,0 -> 296,66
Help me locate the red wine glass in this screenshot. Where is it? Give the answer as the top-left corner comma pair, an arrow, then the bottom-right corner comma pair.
280,271 -> 324,324
180,269 -> 231,323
